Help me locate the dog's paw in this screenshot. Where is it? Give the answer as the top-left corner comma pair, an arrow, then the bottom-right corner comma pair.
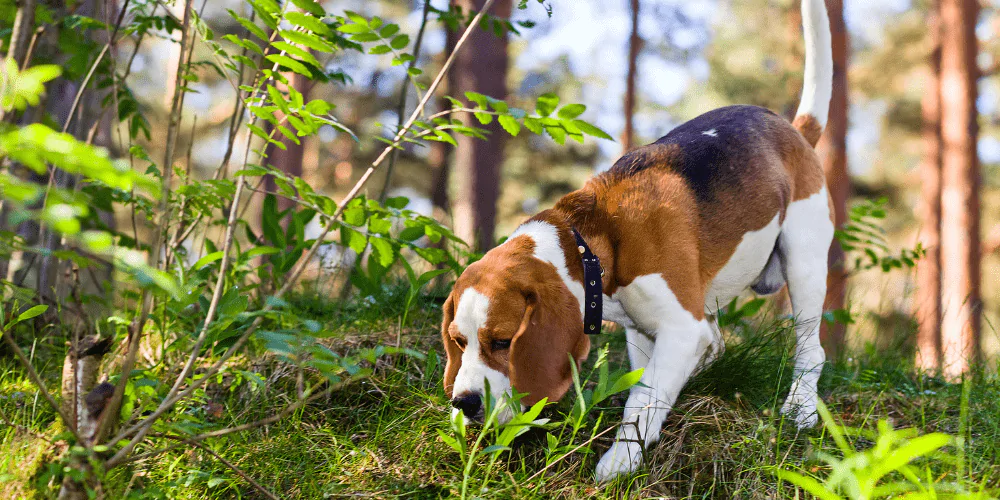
595,441 -> 643,482
780,384 -> 818,429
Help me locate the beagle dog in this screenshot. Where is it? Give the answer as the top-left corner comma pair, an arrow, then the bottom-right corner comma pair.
441,0 -> 833,481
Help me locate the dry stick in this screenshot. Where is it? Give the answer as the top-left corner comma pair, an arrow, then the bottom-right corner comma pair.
105,0 -> 497,467
377,0 -> 434,202
1,325 -> 84,444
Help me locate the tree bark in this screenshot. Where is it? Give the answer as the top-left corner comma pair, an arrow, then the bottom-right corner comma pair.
816,0 -> 849,359
916,7 -> 943,372
939,0 -> 980,379
451,0 -> 512,252
621,0 -> 640,154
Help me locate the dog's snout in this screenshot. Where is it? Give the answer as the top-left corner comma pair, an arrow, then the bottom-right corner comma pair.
451,392 -> 482,418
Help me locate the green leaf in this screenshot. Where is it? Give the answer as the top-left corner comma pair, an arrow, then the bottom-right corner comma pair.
265,54 -> 311,77
341,226 -> 368,254
336,23 -> 369,34
557,103 -> 586,119
523,117 -> 543,134
464,91 -> 488,108
379,24 -> 400,38
369,237 -> 396,267
261,194 -> 285,247
773,470 -> 840,500
436,429 -> 462,453
546,124 -> 566,144
599,368 -> 644,404
572,119 -> 614,140
390,34 -> 410,50
288,0 -> 325,17
535,93 -> 559,116
498,115 -> 520,136
16,305 -> 49,323
271,41 -> 321,67
285,11 -> 330,35
343,205 -> 365,226
280,29 -> 335,53
193,251 -> 225,270
229,10 -> 269,41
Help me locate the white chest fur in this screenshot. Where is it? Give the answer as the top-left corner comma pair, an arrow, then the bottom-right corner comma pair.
704,214 -> 782,313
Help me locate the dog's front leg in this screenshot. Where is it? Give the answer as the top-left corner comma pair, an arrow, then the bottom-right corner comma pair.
595,319 -> 713,481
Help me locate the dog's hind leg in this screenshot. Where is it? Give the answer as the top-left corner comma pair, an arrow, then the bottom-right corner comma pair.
777,187 -> 834,428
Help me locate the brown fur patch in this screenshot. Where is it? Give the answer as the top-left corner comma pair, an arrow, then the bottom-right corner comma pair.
441,236 -> 590,403
792,113 -> 824,148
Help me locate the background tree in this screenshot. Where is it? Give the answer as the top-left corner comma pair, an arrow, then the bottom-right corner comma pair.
939,0 -> 981,378
916,5 -> 943,372
622,0 -> 640,154
817,0 -> 850,357
451,0 -> 513,252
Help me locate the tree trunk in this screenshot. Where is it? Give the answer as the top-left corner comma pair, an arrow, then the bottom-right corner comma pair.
916,7 -> 943,372
939,0 -> 980,379
621,0 -> 640,154
817,0 -> 849,359
451,0 -> 512,252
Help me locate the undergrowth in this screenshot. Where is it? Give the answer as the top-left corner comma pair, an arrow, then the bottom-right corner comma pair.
3,287 -> 998,499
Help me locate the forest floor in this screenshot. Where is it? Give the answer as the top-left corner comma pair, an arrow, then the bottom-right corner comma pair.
2,285 -> 999,499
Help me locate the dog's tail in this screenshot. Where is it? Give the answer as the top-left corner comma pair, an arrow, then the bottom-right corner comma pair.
792,0 -> 833,148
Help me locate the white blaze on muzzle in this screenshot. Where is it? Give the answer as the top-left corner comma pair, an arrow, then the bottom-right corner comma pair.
451,288 -> 513,421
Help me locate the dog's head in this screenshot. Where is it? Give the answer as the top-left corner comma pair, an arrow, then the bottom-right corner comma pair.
441,237 -> 590,422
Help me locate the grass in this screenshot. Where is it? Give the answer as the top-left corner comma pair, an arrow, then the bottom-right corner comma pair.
2,287 -> 999,498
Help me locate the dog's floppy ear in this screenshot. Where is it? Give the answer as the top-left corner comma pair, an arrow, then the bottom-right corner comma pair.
441,292 -> 461,398
509,286 -> 590,406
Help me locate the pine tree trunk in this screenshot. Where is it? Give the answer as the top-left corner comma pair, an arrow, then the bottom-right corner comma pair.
939,0 -> 981,379
817,0 -> 849,358
916,7 -> 943,372
621,0 -> 640,154
451,0 -> 512,251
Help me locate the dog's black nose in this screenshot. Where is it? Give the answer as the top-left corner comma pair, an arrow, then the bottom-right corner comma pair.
451,393 -> 482,418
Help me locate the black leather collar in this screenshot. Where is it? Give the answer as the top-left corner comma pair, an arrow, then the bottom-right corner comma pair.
572,228 -> 604,335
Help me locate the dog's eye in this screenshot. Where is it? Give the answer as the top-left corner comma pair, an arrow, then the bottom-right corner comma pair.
454,337 -> 467,351
491,339 -> 511,351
